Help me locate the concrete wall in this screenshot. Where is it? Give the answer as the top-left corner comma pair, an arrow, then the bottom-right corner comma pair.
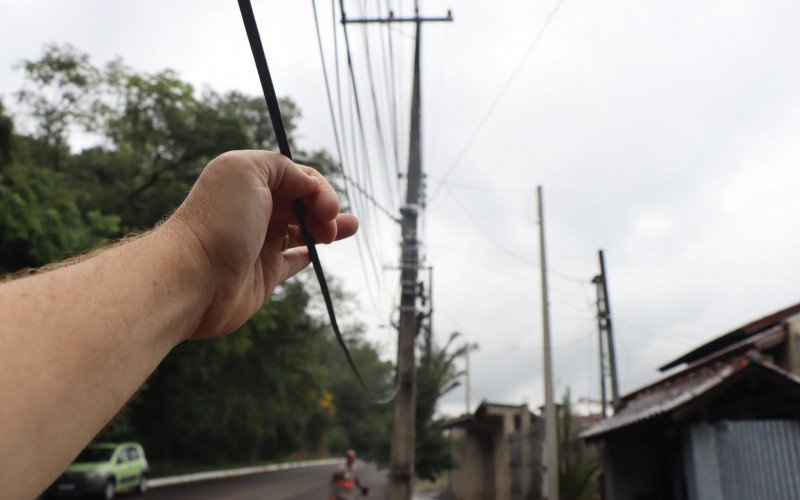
448,405 -> 541,500
449,427 -> 491,500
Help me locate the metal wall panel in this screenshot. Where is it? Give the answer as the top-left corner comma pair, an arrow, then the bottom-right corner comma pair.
713,420 -> 800,500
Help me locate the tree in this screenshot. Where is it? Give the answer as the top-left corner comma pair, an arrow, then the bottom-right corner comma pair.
15,44 -> 99,171
0,101 -> 12,166
415,331 -> 467,481
0,104 -> 118,273
558,389 -> 601,500
312,281 -> 395,460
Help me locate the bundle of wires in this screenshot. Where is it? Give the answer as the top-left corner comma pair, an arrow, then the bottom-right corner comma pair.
236,0 -> 394,403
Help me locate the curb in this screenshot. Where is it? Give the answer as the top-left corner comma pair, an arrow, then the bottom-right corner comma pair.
149,458 -> 340,488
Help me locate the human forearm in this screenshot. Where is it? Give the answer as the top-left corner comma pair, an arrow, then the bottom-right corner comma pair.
0,150 -> 357,499
0,222 -> 211,498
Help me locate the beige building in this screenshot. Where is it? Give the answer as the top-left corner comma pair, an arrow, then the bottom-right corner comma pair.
443,403 -> 543,500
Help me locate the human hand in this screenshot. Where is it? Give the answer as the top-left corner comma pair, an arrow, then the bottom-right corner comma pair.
166,150 -> 358,339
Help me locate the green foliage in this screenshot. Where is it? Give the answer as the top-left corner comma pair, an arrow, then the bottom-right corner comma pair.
0,130 -> 119,272
321,330 -> 394,460
558,389 -> 601,500
0,101 -> 12,165
119,282 -> 335,465
415,332 -> 467,481
15,44 -> 100,170
1,44 -> 389,468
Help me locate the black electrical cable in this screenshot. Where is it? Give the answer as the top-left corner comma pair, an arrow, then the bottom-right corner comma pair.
429,0 -> 567,202
355,0 -> 397,210
337,0 -> 383,225
237,0 -> 395,403
336,0 -> 395,306
311,0 -> 394,320
376,0 -> 400,183
312,0 -> 399,224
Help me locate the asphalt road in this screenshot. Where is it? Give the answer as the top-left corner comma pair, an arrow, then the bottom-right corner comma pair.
145,462 -> 387,500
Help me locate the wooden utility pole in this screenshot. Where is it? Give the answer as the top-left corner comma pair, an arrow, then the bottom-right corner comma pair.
536,186 -> 559,500
342,4 -> 452,499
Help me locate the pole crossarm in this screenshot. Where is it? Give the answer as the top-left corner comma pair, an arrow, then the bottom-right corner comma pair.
342,11 -> 453,25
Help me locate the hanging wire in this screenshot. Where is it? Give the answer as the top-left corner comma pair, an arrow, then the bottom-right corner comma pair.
236,0 -> 395,403
429,0 -> 567,202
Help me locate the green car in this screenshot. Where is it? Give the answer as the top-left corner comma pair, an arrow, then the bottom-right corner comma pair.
47,442 -> 149,499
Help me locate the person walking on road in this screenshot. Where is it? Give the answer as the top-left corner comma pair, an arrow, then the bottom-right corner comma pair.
329,449 -> 368,499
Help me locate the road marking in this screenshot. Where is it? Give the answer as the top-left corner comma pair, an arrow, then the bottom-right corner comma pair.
149,458 -> 340,488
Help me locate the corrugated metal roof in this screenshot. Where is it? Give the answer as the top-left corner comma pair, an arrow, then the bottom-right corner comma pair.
615,325 -> 785,407
659,302 -> 800,371
581,361 -> 739,439
581,356 -> 800,440
681,324 -> 785,372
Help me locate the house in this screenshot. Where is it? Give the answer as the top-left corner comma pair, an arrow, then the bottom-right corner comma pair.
443,403 -> 543,500
582,302 -> 800,500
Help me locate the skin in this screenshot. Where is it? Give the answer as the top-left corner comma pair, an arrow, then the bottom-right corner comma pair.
0,150 -> 358,499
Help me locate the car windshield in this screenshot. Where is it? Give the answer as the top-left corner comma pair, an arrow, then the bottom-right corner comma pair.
75,447 -> 115,463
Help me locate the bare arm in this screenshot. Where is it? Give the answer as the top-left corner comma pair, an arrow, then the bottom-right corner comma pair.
0,151 -> 358,498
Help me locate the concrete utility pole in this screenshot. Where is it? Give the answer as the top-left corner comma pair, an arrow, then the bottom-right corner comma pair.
342,4 -> 452,499
423,266 -> 434,363
464,342 -> 479,415
536,186 -> 559,500
593,249 -> 620,410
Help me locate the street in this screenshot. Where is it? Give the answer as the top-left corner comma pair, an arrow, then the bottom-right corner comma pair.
145,462 -> 387,500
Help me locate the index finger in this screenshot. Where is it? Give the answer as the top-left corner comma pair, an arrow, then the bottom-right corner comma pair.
296,164 -> 340,222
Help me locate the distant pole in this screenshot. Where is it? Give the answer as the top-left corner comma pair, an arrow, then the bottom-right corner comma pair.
536,186 -> 559,500
598,249 -> 620,409
465,343 -> 471,414
464,342 -> 478,414
592,275 -> 608,418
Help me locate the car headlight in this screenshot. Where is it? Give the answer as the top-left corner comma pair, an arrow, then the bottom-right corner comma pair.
86,469 -> 102,479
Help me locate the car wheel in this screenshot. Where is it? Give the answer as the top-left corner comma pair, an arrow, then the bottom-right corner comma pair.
136,474 -> 149,495
103,479 -> 115,500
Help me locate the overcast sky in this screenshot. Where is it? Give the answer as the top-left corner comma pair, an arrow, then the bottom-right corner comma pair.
3,0 -> 800,418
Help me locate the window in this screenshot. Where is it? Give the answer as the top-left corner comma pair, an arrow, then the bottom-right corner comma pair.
127,448 -> 140,460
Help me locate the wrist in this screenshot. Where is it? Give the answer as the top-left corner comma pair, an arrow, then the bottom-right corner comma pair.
149,220 -> 216,343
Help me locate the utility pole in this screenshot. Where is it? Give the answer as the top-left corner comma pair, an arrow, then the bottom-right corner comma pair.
591,274 -> 608,418
423,266 -> 434,363
464,342 -> 479,414
536,186 -> 559,500
593,249 -> 620,411
341,4 -> 452,499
